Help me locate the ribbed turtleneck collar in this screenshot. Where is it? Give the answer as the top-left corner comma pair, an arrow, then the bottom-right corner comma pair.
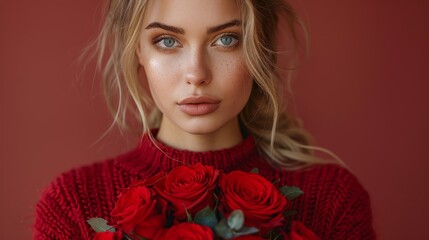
115,130 -> 264,177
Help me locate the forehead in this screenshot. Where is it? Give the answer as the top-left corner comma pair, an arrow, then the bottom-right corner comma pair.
143,0 -> 241,26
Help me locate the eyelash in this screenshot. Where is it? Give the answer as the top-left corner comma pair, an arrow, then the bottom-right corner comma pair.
152,32 -> 240,51
212,33 -> 240,48
152,35 -> 181,51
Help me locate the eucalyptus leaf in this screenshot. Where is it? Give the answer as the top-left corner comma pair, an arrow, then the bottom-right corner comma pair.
215,218 -> 234,239
194,206 -> 218,229
232,226 -> 259,237
227,210 -> 244,230
86,218 -> 115,233
250,168 -> 259,174
279,186 -> 304,200
215,216 -> 259,239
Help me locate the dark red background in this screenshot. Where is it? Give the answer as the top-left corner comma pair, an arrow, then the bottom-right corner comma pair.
1,1 -> 428,239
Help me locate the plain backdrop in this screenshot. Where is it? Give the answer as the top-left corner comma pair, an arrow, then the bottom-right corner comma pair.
1,0 -> 428,239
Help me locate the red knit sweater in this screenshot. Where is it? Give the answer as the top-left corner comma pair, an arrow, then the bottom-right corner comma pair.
34,134 -> 376,239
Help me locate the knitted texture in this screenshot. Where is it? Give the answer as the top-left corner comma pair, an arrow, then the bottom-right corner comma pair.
34,134 -> 376,239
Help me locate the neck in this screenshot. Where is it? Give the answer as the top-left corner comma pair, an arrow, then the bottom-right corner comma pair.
156,118 -> 243,152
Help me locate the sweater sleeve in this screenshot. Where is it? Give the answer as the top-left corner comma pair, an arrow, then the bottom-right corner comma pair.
33,171 -> 94,240
326,167 -> 376,240
277,164 -> 376,240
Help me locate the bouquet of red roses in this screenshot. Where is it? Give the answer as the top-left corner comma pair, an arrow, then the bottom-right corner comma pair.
87,163 -> 320,240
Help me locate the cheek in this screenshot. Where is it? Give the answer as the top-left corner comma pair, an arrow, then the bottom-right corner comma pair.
144,56 -> 178,84
215,56 -> 252,101
139,51 -> 181,104
139,44 -> 181,82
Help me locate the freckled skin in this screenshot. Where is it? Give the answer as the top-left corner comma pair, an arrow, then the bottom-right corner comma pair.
136,0 -> 253,151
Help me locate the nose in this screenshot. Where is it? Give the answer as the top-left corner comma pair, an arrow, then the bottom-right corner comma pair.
185,47 -> 211,86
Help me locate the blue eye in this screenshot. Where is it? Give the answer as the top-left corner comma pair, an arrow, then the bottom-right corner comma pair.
154,36 -> 180,49
162,38 -> 176,48
214,33 -> 239,47
220,35 -> 233,45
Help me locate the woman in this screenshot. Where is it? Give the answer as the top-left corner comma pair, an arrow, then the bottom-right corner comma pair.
34,0 -> 376,239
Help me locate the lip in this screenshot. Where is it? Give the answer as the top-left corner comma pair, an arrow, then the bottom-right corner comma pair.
178,95 -> 221,105
177,95 -> 221,116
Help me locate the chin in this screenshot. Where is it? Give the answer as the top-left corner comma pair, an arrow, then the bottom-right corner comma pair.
180,120 -> 230,136
182,125 -> 221,135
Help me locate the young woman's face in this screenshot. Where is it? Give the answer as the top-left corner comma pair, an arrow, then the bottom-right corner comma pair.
137,0 -> 252,142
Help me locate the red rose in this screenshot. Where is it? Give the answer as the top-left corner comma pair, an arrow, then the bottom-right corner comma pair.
219,171 -> 287,234
111,186 -> 166,239
233,234 -> 265,240
93,231 -> 123,240
154,222 -> 214,240
154,163 -> 219,219
288,221 -> 320,240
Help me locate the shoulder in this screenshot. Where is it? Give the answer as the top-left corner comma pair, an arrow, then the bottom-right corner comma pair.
37,149 -> 137,205
34,153 -> 135,239
35,143 -> 157,212
259,163 -> 364,190
281,164 -> 371,206
43,144 -> 150,192
286,164 -> 365,190
37,142 -> 160,202
35,157 -> 119,215
256,162 -> 372,209
41,157 -> 117,198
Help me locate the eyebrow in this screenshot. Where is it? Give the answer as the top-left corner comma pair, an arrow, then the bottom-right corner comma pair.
145,20 -> 241,34
207,20 -> 241,34
145,22 -> 185,34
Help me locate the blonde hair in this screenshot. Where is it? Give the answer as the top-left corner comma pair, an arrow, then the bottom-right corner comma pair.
93,0 -> 343,169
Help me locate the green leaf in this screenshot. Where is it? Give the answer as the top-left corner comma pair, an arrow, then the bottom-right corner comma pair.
194,206 -> 218,229
86,218 -> 115,233
215,217 -> 259,239
215,218 -> 234,239
227,210 -> 244,230
233,226 -> 259,237
250,168 -> 259,174
279,186 -> 304,200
